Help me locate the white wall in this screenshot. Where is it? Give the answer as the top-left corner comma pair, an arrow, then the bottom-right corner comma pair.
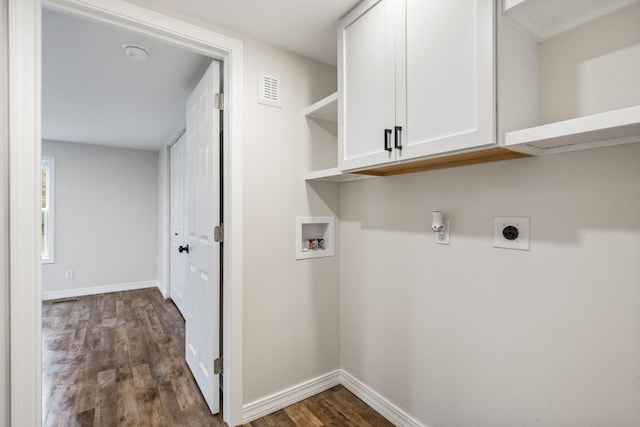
241,37 -> 340,403
340,143 -> 640,426
539,2 -> 640,123
41,140 -> 159,297
157,145 -> 170,297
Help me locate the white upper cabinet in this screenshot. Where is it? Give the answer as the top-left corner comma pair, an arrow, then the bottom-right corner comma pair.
338,0 -> 396,171
398,0 -> 495,160
337,0 -> 640,176
338,0 -> 496,172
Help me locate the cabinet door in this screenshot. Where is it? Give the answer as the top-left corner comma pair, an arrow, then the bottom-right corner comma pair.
396,0 -> 495,160
338,0 -> 396,171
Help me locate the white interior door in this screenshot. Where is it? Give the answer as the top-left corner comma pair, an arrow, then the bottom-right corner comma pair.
185,60 -> 221,414
170,134 -> 188,317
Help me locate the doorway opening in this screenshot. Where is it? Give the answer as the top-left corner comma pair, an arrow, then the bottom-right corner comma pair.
7,1 -> 244,425
40,4 -> 225,422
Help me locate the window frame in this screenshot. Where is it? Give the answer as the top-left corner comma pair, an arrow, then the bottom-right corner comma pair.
41,156 -> 55,264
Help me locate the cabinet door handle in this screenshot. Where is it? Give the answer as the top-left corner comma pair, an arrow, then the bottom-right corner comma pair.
384,129 -> 392,152
394,126 -> 403,149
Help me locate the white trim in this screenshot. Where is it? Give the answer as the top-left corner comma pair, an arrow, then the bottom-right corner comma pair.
241,369 -> 425,426
340,370 -> 425,427
9,1 -> 244,425
157,145 -> 171,301
42,280 -> 157,301
8,0 -> 42,425
157,279 -> 169,299
242,370 -> 341,424
222,28 -> 244,427
0,0 -> 9,423
40,155 -> 54,264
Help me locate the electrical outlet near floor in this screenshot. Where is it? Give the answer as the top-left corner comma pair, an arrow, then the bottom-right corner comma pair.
494,217 -> 529,251
65,269 -> 74,280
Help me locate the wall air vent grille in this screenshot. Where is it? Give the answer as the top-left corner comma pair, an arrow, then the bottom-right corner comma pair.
258,72 -> 282,108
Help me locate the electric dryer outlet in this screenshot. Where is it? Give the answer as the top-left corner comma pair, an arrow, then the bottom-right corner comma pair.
493,217 -> 530,251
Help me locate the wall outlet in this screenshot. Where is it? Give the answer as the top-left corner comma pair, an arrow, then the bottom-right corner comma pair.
436,220 -> 450,245
494,217 -> 529,251
65,269 -> 74,280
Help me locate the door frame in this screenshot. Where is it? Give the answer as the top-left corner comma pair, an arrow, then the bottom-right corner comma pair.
7,0 -> 244,425
169,133 -> 187,316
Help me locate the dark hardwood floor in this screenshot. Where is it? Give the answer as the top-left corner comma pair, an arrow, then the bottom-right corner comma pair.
42,288 -> 223,426
43,288 -> 392,426
241,385 -> 394,427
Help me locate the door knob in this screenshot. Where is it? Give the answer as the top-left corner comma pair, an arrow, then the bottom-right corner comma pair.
178,245 -> 189,254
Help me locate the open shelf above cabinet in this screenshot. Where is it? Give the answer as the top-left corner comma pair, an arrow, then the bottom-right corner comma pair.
304,92 -> 337,122
305,167 -> 377,183
505,106 -> 640,155
499,0 -> 640,155
305,92 -> 375,182
503,0 -> 639,41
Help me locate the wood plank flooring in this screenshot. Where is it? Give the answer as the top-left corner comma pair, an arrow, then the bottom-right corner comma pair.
43,288 -> 393,427
42,288 -> 222,426
241,386 -> 394,427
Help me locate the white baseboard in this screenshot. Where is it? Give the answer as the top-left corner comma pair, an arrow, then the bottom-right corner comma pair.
241,369 -> 423,426
340,370 -> 424,427
157,281 -> 169,299
42,280 -> 158,301
242,370 -> 341,423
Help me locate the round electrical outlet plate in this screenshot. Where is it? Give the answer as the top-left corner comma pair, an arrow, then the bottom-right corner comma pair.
502,225 -> 519,240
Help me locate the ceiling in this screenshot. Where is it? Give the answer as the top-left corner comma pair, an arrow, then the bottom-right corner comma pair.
42,8 -> 213,150
126,0 -> 361,66
42,1 -> 360,150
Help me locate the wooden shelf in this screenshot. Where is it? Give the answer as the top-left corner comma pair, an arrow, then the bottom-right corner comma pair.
305,167 -> 378,183
503,0 -> 638,41
504,105 -> 640,155
304,92 -> 337,122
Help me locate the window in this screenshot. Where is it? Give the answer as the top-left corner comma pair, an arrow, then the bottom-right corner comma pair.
41,156 -> 55,263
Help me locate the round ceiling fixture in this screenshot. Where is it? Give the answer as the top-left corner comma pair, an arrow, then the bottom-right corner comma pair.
122,44 -> 149,61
